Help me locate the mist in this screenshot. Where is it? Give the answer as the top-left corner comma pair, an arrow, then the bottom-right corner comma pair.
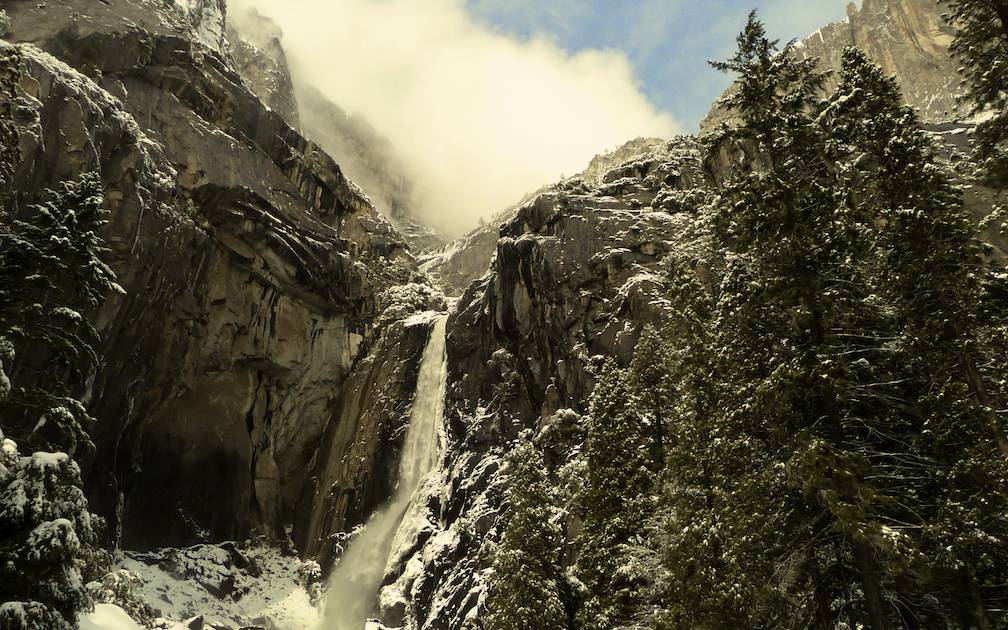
228,0 -> 679,236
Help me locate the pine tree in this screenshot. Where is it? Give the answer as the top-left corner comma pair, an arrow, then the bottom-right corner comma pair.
655,256 -> 795,629
946,0 -> 1008,187
0,79 -> 117,627
822,46 -> 1008,629
669,14 -> 866,628
654,18 -> 1008,628
0,428 -> 99,630
656,35 -> 1008,628
576,361 -> 654,630
485,439 -> 566,630
945,0 -> 1008,236
627,326 -> 676,468
0,173 -> 123,455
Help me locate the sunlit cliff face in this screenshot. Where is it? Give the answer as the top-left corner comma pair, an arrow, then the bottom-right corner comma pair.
229,0 -> 678,235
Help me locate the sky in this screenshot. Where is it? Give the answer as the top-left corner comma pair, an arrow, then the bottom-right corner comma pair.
233,0 -> 855,233
467,0 -> 855,129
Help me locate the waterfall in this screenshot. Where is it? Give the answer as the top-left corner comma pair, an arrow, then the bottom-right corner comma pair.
322,315 -> 448,630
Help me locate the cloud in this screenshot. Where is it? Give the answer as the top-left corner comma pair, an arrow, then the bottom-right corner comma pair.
228,0 -> 678,235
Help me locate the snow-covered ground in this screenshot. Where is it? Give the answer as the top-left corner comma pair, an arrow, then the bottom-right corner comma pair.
81,604 -> 144,630
81,543 -> 321,630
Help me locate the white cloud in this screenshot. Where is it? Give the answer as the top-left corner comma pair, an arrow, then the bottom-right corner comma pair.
229,0 -> 678,235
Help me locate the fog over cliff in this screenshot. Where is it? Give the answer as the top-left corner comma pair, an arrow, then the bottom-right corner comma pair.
229,0 -> 679,235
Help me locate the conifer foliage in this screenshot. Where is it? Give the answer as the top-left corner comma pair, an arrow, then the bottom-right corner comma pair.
0,67 -> 117,627
945,0 -> 1008,189
642,15 -> 1008,630
576,359 -> 659,629
485,439 -> 566,630
946,0 -> 1008,236
0,429 -> 99,630
0,173 -> 123,455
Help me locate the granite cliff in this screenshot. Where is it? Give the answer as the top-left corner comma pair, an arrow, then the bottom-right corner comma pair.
0,0 -> 420,553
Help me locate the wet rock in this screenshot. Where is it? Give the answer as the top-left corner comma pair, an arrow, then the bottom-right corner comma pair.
295,316 -> 436,568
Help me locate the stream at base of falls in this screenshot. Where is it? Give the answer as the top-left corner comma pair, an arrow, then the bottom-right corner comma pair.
321,315 -> 448,630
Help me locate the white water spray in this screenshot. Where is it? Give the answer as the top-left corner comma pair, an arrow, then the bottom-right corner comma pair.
322,315 -> 448,630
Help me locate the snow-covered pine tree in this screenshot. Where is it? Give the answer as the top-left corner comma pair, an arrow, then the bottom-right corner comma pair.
1,80 -> 115,626
575,361 -> 654,630
664,13 -> 862,628
0,173 -> 123,455
946,0 -> 1008,188
823,46 -> 1008,629
654,19 -> 1008,629
485,439 -> 566,630
946,0 -> 1008,236
0,428 -> 99,630
627,326 -> 675,469
652,256 -> 785,630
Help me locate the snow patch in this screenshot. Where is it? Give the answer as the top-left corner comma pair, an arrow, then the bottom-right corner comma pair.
117,544 -> 321,629
79,604 -> 143,630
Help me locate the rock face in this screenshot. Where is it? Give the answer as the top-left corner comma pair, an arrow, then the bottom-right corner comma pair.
1,0 -> 411,549
421,137 -> 695,298
224,10 -> 443,253
295,315 -> 436,569
420,224 -> 500,297
226,7 -> 301,127
702,0 -> 964,131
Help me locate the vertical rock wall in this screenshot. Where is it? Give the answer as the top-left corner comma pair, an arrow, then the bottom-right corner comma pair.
1,0 -> 412,549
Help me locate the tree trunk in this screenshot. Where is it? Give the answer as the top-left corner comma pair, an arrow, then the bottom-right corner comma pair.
853,541 -> 888,630
969,569 -> 992,630
808,553 -> 834,630
958,350 -> 1008,457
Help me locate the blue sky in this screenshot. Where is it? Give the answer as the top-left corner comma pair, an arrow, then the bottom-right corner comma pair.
467,0 -> 854,130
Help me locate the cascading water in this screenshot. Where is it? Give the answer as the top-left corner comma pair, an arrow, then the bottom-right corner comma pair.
322,315 -> 448,630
